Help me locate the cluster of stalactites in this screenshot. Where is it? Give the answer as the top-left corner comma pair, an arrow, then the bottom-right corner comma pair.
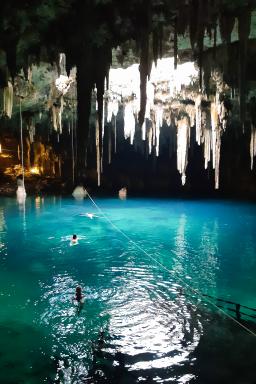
49,54 -> 74,135
3,81 -> 13,118
190,94 -> 227,189
106,91 -> 230,189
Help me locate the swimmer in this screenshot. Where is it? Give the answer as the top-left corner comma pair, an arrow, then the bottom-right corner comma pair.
70,234 -> 78,245
73,286 -> 84,304
72,286 -> 85,314
118,187 -> 127,200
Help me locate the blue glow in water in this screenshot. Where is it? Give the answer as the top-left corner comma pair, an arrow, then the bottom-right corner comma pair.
0,196 -> 256,383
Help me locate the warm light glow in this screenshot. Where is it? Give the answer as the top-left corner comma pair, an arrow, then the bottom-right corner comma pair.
0,144 -> 2,153
30,166 -> 40,174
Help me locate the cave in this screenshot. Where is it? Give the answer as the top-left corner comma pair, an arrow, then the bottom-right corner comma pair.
0,2 -> 256,384
0,0 -> 255,196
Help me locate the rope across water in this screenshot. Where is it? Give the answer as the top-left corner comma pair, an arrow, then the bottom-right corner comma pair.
85,190 -> 256,337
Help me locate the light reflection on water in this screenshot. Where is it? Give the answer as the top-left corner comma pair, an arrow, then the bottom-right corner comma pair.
0,197 -> 256,383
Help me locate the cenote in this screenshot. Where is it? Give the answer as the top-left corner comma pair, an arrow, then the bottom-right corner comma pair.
0,196 -> 256,384
2,1 -> 256,383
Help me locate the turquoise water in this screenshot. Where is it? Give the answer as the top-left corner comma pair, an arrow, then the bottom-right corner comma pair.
0,196 -> 256,383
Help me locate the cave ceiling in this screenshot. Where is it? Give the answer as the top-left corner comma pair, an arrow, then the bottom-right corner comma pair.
1,0 -> 256,186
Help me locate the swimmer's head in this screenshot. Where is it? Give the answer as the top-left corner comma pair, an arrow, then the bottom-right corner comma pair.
72,234 -> 77,240
76,286 -> 82,294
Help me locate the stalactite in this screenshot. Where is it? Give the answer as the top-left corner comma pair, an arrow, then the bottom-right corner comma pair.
211,99 -> 221,189
202,110 -> 211,169
113,99 -> 119,118
59,53 -> 66,76
142,121 -> 146,141
155,104 -> 163,156
3,81 -> 13,118
148,125 -> 153,154
211,101 -> 218,168
59,96 -> 64,134
28,122 -> 35,143
186,104 -> 195,128
28,66 -> 33,84
152,116 -> 156,148
52,106 -> 57,131
214,127 -> 221,190
96,114 -> 101,187
249,97 -> 256,170
195,95 -> 202,144
177,115 -> 190,185
142,82 -> 154,140
107,98 -> 118,116
52,96 -> 64,134
124,102 -> 135,145
107,101 -> 113,123
250,125 -> 256,170
26,116 -> 36,143
94,44 -> 112,175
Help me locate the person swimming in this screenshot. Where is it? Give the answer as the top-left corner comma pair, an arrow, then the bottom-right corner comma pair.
73,286 -> 84,303
70,234 -> 78,245
72,286 -> 84,314
118,187 -> 127,200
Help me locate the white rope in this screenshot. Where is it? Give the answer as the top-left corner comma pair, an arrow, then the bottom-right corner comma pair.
85,190 -> 256,337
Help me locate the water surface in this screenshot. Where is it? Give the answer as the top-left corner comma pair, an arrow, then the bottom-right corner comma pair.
0,197 -> 256,383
